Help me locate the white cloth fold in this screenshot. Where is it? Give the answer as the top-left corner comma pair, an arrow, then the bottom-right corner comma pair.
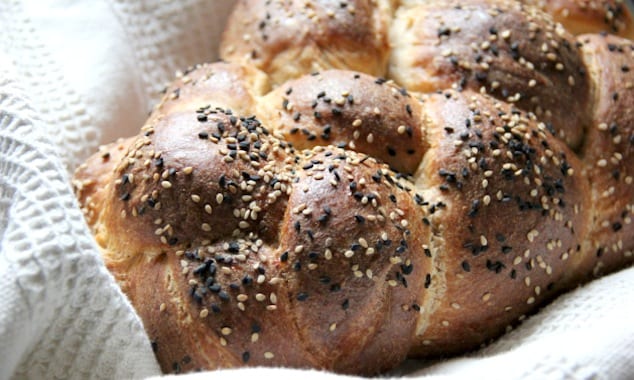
0,1 -> 632,379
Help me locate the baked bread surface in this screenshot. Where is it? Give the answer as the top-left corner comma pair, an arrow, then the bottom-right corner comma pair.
73,0 -> 634,375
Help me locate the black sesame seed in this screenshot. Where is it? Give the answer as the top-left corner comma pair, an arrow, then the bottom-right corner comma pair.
242,352 -> 250,363
401,263 -> 414,275
342,299 -> 349,310
437,27 -> 451,37
461,260 -> 471,272
251,323 -> 261,333
228,242 -> 240,253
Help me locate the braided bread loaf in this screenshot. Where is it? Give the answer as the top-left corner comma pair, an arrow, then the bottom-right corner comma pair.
73,0 -> 634,375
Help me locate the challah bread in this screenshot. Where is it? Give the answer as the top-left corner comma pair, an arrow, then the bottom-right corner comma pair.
73,0 -> 634,376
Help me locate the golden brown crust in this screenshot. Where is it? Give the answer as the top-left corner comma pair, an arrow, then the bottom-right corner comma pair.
389,0 -> 593,149
522,0 -> 634,39
73,138 -> 135,235
410,90 -> 590,355
72,0 -> 634,376
257,70 -> 428,174
220,0 -> 395,86
81,99 -> 432,374
152,61 -> 269,118
578,33 -> 634,277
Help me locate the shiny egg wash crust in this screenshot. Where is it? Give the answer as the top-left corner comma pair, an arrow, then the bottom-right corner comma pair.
72,0 -> 634,376
92,68 -> 591,371
105,104 -> 431,373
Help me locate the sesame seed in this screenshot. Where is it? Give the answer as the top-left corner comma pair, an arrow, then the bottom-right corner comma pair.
161,181 -> 172,189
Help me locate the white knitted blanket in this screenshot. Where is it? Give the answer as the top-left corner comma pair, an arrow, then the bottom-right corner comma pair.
0,1 -> 632,379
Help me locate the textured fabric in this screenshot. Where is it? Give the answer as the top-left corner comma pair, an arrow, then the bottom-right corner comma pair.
0,1 -> 632,379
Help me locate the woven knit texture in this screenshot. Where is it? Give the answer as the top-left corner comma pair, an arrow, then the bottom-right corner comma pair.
0,1 -> 632,379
